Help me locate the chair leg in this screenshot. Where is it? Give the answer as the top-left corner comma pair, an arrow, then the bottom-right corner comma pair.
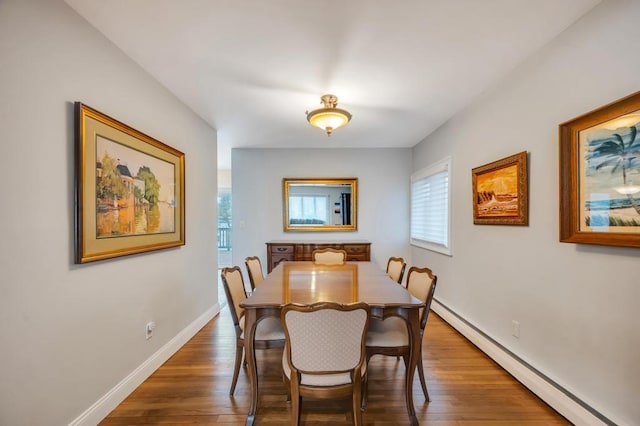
283,373 -> 291,402
353,383 -> 363,425
229,342 -> 243,396
291,381 -> 301,425
417,356 -> 430,401
361,370 -> 368,410
401,353 -> 409,368
361,355 -> 372,409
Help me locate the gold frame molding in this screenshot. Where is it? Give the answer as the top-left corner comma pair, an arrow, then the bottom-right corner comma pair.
283,177 -> 358,232
75,103 -> 185,263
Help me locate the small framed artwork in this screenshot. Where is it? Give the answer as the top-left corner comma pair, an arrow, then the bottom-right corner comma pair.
75,103 -> 185,263
559,91 -> 640,248
472,151 -> 528,225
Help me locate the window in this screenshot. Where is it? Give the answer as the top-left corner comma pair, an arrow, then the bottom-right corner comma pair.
288,195 -> 329,225
410,157 -> 452,255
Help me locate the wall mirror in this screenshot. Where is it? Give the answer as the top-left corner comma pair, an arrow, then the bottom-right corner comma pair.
283,178 -> 358,232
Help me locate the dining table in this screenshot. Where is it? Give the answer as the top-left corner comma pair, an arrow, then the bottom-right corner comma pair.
239,261 -> 424,425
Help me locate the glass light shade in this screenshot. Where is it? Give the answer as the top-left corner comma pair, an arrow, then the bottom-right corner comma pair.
306,94 -> 352,136
307,108 -> 351,135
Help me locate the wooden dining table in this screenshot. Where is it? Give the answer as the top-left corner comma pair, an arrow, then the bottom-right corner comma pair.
239,261 -> 424,425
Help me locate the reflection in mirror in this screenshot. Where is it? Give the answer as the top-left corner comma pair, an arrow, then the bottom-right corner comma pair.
283,178 -> 358,232
283,262 -> 358,302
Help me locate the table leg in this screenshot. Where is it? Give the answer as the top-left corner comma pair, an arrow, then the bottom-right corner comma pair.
405,308 -> 420,426
244,309 -> 258,426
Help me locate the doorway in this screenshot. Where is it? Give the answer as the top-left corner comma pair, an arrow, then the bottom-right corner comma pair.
217,169 -> 232,307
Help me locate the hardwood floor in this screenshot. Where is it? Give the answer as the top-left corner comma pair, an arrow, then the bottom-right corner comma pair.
100,307 -> 569,425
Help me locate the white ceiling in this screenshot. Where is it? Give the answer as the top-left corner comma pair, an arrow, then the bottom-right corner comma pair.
65,0 -> 600,169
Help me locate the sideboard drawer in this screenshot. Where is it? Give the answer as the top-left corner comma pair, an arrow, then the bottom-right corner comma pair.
343,244 -> 370,255
270,244 -> 294,254
266,243 -> 295,272
347,254 -> 369,261
271,254 -> 291,268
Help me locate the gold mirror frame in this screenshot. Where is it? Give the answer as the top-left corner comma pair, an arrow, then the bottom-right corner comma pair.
283,178 -> 358,232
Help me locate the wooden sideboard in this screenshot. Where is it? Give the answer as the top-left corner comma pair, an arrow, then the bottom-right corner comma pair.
265,241 -> 371,272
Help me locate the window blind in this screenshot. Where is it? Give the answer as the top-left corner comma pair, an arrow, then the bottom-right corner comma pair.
410,157 -> 451,255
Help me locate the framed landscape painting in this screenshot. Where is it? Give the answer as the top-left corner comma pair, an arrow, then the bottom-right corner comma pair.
75,103 -> 185,263
559,91 -> 640,248
472,151 -> 528,225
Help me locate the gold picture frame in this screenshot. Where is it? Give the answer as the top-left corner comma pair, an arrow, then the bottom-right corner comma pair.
559,91 -> 640,247
472,151 -> 529,225
75,103 -> 185,263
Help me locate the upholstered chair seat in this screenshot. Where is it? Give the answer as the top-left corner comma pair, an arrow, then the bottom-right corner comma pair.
239,316 -> 285,340
366,316 -> 407,347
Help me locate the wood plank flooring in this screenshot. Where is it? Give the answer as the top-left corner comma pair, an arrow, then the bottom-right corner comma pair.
100,307 -> 569,425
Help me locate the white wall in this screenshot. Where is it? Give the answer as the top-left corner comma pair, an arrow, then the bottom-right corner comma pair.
412,1 -> 640,424
0,1 -> 218,425
232,148 -> 411,274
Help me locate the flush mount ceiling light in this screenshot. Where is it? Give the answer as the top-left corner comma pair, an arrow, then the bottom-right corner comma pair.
306,94 -> 352,136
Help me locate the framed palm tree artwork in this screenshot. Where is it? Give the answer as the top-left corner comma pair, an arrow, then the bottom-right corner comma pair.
560,90 -> 640,248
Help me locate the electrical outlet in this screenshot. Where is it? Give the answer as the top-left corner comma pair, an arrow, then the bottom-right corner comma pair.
145,321 -> 156,340
511,320 -> 520,339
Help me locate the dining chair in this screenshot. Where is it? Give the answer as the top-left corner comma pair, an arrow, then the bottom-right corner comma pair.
281,302 -> 370,426
386,257 -> 406,284
220,266 -> 285,396
244,256 -> 264,291
365,266 -> 437,402
311,248 -> 347,265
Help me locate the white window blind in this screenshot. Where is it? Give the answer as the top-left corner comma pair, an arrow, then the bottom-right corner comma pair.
289,195 -> 329,224
410,157 -> 452,255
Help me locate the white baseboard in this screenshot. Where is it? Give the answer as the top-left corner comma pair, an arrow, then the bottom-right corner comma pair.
431,300 -> 611,426
69,303 -> 220,426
